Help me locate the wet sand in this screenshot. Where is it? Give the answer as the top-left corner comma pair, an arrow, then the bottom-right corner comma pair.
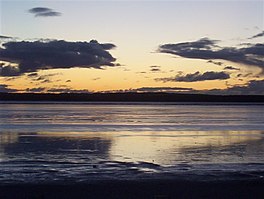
0,179 -> 263,199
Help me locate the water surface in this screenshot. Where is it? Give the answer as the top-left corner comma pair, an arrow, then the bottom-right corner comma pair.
0,102 -> 263,183
1,103 -> 264,132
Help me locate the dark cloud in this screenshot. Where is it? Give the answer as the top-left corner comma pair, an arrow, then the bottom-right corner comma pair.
159,38 -> 264,73
133,87 -> 194,92
234,79 -> 264,95
237,73 -> 253,78
92,77 -> 101,81
28,7 -> 61,17
25,87 -> 45,93
35,76 -> 45,81
20,85 -> 90,93
149,65 -> 161,72
27,72 -> 38,77
109,79 -> 264,95
47,88 -> 91,93
150,65 -> 161,68
35,11 -> 61,17
207,80 -> 264,95
248,31 -> 264,39
0,35 -> 13,39
103,86 -> 194,93
224,66 -> 240,71
66,80 -> 71,83
134,80 -> 264,95
207,60 -> 223,66
0,39 -> 116,76
239,43 -> 254,47
0,65 -> 20,76
29,7 -> 52,13
150,68 -> 161,72
39,79 -> 51,83
156,71 -> 230,82
160,38 -> 218,53
0,84 -> 18,93
26,73 -> 61,84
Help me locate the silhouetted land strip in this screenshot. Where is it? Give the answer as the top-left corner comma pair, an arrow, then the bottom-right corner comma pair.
1,92 -> 264,102
0,179 -> 263,199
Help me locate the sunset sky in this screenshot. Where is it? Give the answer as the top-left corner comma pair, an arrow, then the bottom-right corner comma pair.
0,0 -> 263,94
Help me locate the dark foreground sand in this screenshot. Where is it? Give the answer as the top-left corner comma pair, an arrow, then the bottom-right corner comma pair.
0,179 -> 263,199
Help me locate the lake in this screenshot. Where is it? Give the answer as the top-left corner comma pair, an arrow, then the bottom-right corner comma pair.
0,102 -> 263,184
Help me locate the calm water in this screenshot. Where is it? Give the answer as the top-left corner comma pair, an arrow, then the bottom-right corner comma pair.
0,102 -> 264,183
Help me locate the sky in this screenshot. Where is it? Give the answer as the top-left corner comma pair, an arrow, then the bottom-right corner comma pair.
0,0 -> 263,94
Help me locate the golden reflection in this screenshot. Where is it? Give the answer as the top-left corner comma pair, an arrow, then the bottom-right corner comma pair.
37,131 -> 264,165
109,131 -> 263,165
0,132 -> 19,161
0,132 -> 19,145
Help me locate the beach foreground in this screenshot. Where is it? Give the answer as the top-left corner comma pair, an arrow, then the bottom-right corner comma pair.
1,103 -> 263,198
0,179 -> 263,199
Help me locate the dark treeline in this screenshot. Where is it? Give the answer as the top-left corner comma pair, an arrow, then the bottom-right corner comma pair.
1,92 -> 264,102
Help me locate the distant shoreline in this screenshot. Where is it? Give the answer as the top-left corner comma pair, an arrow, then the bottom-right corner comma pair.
1,92 -> 264,102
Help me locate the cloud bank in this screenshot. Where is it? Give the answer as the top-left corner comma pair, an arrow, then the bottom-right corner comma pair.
159,38 -> 264,73
25,87 -> 46,92
46,88 -> 91,93
133,87 -> 194,92
208,80 -> 264,95
0,40 -> 116,76
28,7 -> 61,17
156,71 -> 230,82
108,79 -> 264,95
1,80 -> 263,95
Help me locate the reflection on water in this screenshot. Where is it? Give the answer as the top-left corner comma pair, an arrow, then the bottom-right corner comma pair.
0,103 -> 263,183
1,104 -> 264,131
0,133 -> 19,162
110,131 -> 264,165
0,131 -> 263,183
